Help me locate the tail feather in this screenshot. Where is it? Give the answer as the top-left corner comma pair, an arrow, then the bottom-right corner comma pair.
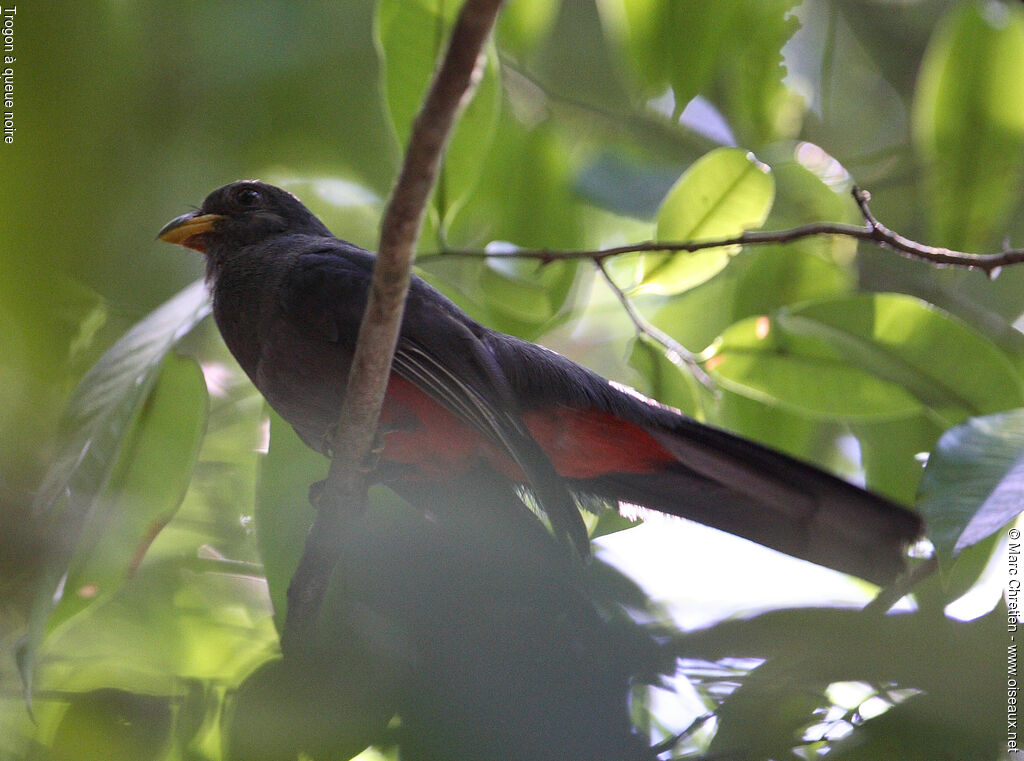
489,333 -> 924,585
577,419 -> 923,586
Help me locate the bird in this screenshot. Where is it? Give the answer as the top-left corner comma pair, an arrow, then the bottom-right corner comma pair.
158,180 -> 924,586
227,469 -> 673,761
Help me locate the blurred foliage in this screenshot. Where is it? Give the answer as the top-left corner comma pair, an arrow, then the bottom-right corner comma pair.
3,0 -> 1024,759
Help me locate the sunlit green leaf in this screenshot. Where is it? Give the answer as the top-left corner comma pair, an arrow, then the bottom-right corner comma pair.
643,147 -> 774,294
376,0 -> 501,233
376,0 -> 451,150
444,117 -> 589,253
497,0 -> 560,57
711,321 -> 919,420
852,416 -> 941,504
645,269 -> 743,355
656,148 -> 775,241
600,0 -> 739,109
439,45 -> 501,229
709,294 -> 1024,423
588,509 -> 640,541
779,295 -> 1024,422
912,2 -> 1024,249
713,0 -> 803,145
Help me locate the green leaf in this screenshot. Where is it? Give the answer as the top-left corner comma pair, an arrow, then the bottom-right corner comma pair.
18,280 -> 211,701
625,337 -> 702,418
826,691 -> 1001,761
716,390 -> 843,469
708,670 -> 823,759
733,143 -> 859,314
228,657 -> 392,761
376,0 -> 501,232
644,147 -> 774,294
656,149 -> 775,241
643,266 -> 744,355
478,256 -> 578,329
588,509 -> 640,541
734,246 -> 854,318
781,295 -> 1024,422
440,45 -> 501,228
708,293 -> 1024,423
912,2 -> 1024,249
917,409 -> 1024,560
941,531 -> 1002,609
833,0 -> 945,99
712,0 -> 803,145
254,410 -> 322,632
601,0 -> 739,108
497,0 -> 560,57
712,325 -> 916,420
758,141 -> 860,233
525,0 -> 632,113
852,416 -> 942,504
376,0 -> 450,151
50,690 -> 171,761
445,117 -> 587,251
33,556 -> 276,692
47,355 -> 209,632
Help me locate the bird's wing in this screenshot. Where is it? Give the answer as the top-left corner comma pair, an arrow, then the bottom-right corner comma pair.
282,244 -> 590,552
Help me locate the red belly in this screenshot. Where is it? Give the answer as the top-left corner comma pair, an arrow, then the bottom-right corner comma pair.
379,377 -> 674,481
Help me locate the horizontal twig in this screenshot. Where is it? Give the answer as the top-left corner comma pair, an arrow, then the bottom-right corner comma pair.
433,187 -> 1024,276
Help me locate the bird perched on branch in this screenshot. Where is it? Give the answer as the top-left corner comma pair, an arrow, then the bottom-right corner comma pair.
159,180 -> 923,585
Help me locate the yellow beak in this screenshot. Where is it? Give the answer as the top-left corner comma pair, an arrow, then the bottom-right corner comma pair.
157,212 -> 225,252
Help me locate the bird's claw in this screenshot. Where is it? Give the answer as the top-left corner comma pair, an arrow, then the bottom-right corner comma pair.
308,479 -> 326,508
359,435 -> 386,474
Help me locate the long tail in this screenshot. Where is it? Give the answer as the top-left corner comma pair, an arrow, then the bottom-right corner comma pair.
487,333 -> 924,585
574,414 -> 923,586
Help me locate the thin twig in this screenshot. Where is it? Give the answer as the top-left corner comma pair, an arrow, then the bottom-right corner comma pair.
282,0 -> 505,658
863,553 -> 938,616
435,186 -> 1024,275
593,259 -> 716,393
649,711 -> 715,755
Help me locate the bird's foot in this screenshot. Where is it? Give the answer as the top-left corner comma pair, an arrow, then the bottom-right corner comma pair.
357,432 -> 386,474
308,479 -> 327,508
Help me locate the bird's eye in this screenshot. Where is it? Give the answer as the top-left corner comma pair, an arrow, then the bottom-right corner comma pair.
234,186 -> 262,207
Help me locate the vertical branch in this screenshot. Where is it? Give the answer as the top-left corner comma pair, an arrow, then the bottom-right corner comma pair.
282,0 -> 506,657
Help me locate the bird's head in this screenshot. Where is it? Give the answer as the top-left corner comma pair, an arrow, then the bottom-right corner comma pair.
157,180 -> 331,254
